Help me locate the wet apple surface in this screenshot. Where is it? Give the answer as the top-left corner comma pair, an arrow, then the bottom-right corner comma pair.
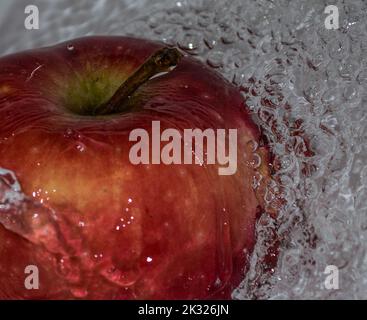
0,36 -> 272,299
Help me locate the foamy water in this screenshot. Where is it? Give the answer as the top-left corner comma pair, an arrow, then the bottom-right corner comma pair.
0,0 -> 366,299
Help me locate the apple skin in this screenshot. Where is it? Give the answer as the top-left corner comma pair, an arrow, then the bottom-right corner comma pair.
0,36 -> 271,299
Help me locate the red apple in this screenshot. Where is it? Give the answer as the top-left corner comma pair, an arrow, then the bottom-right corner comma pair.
0,36 -> 272,299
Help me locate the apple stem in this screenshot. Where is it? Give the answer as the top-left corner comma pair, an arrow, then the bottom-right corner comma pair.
94,47 -> 183,115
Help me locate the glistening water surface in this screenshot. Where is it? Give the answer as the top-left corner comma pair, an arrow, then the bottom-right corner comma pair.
0,0 -> 366,299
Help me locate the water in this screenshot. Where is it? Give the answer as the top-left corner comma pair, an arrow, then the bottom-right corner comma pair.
0,0 -> 366,299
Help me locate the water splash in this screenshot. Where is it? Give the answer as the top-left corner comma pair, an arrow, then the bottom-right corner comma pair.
0,168 -> 68,254
0,168 -> 92,294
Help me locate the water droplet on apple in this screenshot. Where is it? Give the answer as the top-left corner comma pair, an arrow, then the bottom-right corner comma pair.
93,253 -> 104,260
247,140 -> 259,152
67,44 -> 75,51
76,142 -> 86,152
64,128 -> 73,137
64,128 -> 81,140
214,277 -> 222,287
250,153 -> 262,168
252,172 -> 263,190
99,264 -> 140,287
